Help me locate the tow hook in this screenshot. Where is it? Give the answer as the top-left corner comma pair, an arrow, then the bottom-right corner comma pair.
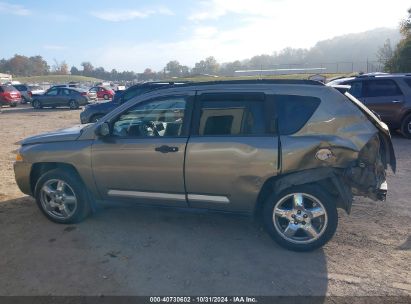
377,181 -> 388,201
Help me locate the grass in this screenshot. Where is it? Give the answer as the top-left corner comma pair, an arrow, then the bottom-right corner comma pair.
14,75 -> 102,84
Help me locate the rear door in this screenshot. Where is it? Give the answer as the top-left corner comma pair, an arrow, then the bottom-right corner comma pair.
185,90 -> 279,213
362,79 -> 404,124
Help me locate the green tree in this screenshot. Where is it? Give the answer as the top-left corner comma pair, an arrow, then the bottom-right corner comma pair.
386,8 -> 411,72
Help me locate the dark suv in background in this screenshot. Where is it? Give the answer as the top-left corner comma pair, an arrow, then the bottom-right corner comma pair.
80,82 -> 184,123
327,74 -> 411,138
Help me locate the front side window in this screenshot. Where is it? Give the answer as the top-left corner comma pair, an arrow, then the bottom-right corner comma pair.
112,97 -> 187,137
364,79 -> 402,97
197,93 -> 266,136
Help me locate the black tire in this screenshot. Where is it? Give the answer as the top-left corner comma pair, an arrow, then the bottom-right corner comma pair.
32,99 -> 42,109
103,94 -> 109,100
400,113 -> 411,139
90,114 -> 104,123
69,99 -> 79,110
263,184 -> 338,252
10,102 -> 17,107
34,169 -> 91,224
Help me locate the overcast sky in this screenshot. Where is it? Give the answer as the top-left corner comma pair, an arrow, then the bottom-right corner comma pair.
0,0 -> 410,71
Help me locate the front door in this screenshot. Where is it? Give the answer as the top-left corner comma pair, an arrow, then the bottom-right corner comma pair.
91,93 -> 193,207
42,88 -> 59,106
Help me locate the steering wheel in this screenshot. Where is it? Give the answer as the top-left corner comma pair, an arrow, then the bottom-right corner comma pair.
139,121 -> 160,136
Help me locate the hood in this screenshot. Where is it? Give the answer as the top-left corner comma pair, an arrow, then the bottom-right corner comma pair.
21,124 -> 89,145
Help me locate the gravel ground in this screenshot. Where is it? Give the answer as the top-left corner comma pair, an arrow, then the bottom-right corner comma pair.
0,104 -> 410,297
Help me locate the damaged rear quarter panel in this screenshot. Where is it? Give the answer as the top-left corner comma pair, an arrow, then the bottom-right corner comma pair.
281,88 -> 378,173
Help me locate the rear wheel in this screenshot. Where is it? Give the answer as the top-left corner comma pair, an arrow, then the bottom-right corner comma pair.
32,99 -> 42,109
69,99 -> 79,110
35,169 -> 91,224
400,113 -> 411,139
263,185 -> 338,251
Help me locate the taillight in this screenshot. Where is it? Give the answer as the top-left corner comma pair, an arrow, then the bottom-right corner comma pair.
28,91 -> 32,97
81,92 -> 87,96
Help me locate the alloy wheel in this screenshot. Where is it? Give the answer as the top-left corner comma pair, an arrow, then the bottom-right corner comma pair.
40,179 -> 77,220
273,193 -> 328,244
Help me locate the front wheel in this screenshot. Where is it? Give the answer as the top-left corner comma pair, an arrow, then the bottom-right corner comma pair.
400,113 -> 411,139
263,185 -> 338,251
10,102 -> 17,107
34,169 -> 91,224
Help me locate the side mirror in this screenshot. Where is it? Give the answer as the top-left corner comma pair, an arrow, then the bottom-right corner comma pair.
95,122 -> 111,137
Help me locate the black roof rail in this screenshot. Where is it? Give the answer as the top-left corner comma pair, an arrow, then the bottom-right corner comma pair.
177,79 -> 324,87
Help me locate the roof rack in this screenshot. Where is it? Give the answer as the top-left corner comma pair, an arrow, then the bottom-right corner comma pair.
178,79 -> 324,87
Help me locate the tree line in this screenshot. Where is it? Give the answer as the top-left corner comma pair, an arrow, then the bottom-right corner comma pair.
1,8 -> 409,81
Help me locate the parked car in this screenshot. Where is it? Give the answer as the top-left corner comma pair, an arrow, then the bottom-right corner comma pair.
31,87 -> 89,109
13,84 -> 33,104
327,74 -> 411,138
28,85 -> 45,95
14,80 -> 395,251
89,86 -> 115,100
0,85 -> 21,107
81,82 -> 179,123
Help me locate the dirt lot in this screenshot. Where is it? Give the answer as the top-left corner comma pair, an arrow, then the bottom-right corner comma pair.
0,105 -> 410,297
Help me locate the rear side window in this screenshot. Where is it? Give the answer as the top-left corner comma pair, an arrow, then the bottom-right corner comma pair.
364,79 -> 402,97
196,93 -> 266,136
404,78 -> 411,88
275,95 -> 321,135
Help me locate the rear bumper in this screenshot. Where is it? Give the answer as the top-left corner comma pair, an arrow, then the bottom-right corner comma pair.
13,161 -> 32,195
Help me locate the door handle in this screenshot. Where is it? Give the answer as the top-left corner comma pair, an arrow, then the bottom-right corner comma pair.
155,145 -> 179,153
392,100 -> 402,103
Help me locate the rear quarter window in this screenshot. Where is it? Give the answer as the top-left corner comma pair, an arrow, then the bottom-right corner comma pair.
276,95 -> 321,135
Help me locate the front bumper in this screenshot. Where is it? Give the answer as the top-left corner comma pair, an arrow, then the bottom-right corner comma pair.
13,161 -> 33,195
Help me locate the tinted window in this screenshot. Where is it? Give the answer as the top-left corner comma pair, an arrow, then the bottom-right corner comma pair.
113,97 -> 186,137
46,89 -> 58,96
197,93 -> 266,136
404,78 -> 411,88
13,85 -> 26,91
365,79 -> 402,97
346,81 -> 363,98
122,87 -> 146,102
60,89 -> 71,96
276,95 -> 321,135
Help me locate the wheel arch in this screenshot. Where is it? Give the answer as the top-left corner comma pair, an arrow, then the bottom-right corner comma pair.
30,162 -> 80,193
254,167 -> 353,219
